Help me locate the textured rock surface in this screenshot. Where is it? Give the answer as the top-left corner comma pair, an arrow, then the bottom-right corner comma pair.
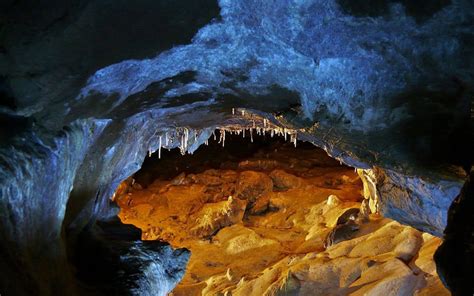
0,0 -> 472,294
358,167 -> 466,236
236,171 -> 273,203
75,218 -> 189,296
117,139 -> 448,295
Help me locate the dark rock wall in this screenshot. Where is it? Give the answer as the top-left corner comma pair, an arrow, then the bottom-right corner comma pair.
435,169 -> 474,295
75,218 -> 189,296
0,119 -> 107,295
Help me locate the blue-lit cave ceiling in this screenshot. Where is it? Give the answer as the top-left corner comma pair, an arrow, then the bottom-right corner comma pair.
0,0 -> 473,295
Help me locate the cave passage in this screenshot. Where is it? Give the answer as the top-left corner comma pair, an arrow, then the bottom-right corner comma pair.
114,131 -> 449,295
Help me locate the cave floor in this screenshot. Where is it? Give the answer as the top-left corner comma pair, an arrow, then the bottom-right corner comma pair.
115,135 -> 448,295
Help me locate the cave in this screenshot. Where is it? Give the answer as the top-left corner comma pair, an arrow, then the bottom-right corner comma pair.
0,0 -> 473,296
102,130 -> 448,295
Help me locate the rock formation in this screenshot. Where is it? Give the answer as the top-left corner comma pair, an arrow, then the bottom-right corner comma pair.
0,0 -> 472,295
117,137 -> 449,295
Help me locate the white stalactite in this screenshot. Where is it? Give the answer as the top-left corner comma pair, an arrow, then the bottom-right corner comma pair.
158,135 -> 162,159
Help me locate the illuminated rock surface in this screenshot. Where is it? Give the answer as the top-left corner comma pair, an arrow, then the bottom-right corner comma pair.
117,137 -> 449,295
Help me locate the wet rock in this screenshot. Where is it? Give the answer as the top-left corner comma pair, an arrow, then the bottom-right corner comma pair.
235,171 -> 273,203
75,218 -> 189,296
163,184 -> 207,216
193,169 -> 224,186
248,193 -> 272,215
170,172 -> 187,185
359,199 -> 371,222
220,226 -> 279,255
238,159 -> 281,171
324,221 -> 360,248
348,259 -> 424,296
358,167 -> 465,236
348,222 -> 423,262
336,208 -> 360,225
415,234 -> 450,295
119,147 -> 448,295
190,196 -> 247,238
326,194 -> 342,207
269,169 -> 306,190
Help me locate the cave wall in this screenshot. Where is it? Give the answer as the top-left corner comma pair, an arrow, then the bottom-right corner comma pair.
358,167 -> 466,236
0,0 -> 473,294
0,119 -> 107,295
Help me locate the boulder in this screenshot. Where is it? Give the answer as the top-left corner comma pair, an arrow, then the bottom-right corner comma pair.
235,171 -> 273,203
269,169 -> 306,190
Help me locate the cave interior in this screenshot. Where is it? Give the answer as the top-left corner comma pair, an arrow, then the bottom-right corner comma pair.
0,0 -> 473,295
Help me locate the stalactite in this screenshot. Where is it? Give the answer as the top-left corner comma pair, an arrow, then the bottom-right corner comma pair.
158,135 -> 162,159
291,132 -> 297,147
179,128 -> 189,156
148,117 -> 300,161
218,129 -> 226,147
